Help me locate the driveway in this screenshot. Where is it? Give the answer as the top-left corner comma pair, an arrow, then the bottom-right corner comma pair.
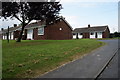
39,39 -> 118,78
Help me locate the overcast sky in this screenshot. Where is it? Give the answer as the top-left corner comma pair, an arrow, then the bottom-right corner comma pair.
0,0 -> 119,33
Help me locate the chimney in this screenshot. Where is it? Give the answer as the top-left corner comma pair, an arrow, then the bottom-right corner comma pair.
14,24 -> 17,27
88,24 -> 90,28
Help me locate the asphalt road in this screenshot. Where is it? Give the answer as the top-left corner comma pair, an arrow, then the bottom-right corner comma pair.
97,40 -> 119,78
39,39 -> 118,78
98,51 -> 118,78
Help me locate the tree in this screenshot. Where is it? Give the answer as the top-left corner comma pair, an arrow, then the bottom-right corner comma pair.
1,1 -> 62,42
114,32 -> 120,37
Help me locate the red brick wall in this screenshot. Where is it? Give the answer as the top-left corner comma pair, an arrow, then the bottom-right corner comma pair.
83,33 -> 90,38
33,20 -> 72,40
102,27 -> 110,38
33,28 -> 47,40
13,30 -> 20,40
46,20 -> 72,40
13,30 -> 26,40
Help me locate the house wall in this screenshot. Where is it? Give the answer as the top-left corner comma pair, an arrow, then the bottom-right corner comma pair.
102,27 -> 110,38
90,32 -> 95,38
46,20 -> 72,40
0,34 -> 2,40
33,20 -> 72,40
33,28 -> 47,40
2,32 -> 14,40
97,32 -> 102,38
89,32 -> 102,38
83,33 -> 89,38
8,32 -> 13,40
2,34 -> 4,40
3,33 -> 7,40
78,33 -> 83,39
73,34 -> 76,39
13,30 -> 20,40
11,32 -> 14,40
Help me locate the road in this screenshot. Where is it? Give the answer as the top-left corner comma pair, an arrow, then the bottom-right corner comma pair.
98,51 -> 118,78
97,40 -> 119,79
39,39 -> 118,78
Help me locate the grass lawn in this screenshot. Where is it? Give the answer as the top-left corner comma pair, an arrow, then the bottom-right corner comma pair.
2,39 -> 105,78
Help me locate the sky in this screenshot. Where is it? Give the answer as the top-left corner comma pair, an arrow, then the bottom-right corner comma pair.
0,0 -> 119,33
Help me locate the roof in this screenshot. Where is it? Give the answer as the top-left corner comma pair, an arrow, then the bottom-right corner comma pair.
25,21 -> 46,29
1,16 -> 73,34
1,26 -> 21,34
73,25 -> 109,33
1,21 -> 46,34
60,16 -> 73,30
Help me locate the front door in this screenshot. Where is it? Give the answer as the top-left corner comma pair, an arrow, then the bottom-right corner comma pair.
83,33 -> 89,38
27,29 -> 33,40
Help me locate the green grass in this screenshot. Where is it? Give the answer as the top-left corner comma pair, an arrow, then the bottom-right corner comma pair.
2,39 -> 105,78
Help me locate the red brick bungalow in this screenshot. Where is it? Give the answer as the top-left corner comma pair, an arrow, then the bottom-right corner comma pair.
1,25 -> 21,40
1,17 -> 73,40
73,24 -> 110,39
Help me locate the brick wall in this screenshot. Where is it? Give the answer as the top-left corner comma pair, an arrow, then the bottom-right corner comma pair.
83,33 -> 90,38
33,20 -> 72,40
13,30 -> 20,40
102,27 -> 110,38
33,28 -> 47,40
46,20 -> 72,40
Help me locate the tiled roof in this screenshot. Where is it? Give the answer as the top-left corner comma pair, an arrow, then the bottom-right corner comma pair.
25,21 -> 46,29
1,21 -> 45,33
1,16 -> 73,33
73,26 -> 108,33
1,26 -> 21,34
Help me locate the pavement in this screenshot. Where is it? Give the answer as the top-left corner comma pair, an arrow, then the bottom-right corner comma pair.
39,39 -> 118,78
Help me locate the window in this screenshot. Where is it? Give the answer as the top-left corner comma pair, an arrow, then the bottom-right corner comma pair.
99,32 -> 102,34
91,32 -> 94,35
73,33 -> 76,35
79,33 -> 83,35
38,27 -> 44,35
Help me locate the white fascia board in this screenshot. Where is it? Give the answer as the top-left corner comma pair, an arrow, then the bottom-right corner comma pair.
25,25 -> 46,29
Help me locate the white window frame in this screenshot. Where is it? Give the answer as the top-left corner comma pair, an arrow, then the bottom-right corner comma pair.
38,27 -> 44,35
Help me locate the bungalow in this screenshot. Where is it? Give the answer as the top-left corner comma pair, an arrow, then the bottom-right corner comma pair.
1,24 -> 21,40
1,16 -> 73,40
73,24 -> 110,39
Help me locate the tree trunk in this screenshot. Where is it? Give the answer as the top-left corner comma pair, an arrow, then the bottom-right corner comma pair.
16,22 -> 26,42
